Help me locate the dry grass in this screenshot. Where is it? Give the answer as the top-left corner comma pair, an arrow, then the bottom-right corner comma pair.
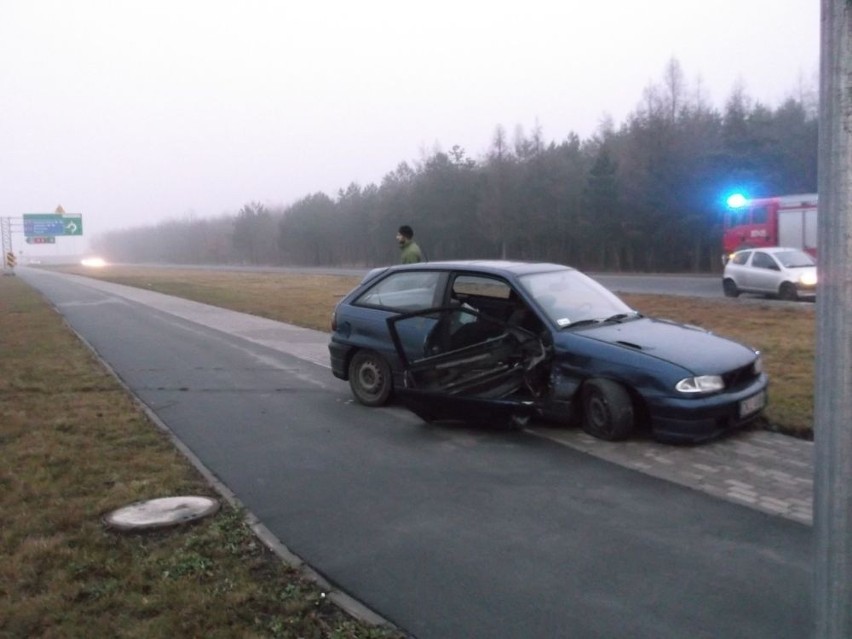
63,266 -> 360,332
59,265 -> 815,437
0,273 -> 401,638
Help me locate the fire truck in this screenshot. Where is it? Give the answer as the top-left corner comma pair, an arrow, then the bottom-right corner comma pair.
722,193 -> 818,261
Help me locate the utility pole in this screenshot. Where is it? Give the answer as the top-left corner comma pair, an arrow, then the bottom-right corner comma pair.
814,0 -> 852,636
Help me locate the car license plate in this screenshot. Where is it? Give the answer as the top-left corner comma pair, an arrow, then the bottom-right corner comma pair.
739,391 -> 766,418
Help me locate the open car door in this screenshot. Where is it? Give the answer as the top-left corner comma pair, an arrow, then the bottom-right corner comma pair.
386,305 -> 549,428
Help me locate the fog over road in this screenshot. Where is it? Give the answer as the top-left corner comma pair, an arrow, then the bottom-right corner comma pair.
18,268 -> 811,638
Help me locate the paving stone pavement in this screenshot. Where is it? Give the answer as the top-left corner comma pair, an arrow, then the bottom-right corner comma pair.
528,425 -> 814,525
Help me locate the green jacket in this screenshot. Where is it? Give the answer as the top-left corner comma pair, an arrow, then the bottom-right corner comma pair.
399,239 -> 423,264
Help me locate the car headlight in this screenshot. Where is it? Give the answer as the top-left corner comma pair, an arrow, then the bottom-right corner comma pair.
799,273 -> 817,286
753,353 -> 763,374
676,375 -> 724,393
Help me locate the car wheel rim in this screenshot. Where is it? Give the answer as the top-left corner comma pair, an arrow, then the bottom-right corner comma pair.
588,395 -> 611,435
358,360 -> 382,395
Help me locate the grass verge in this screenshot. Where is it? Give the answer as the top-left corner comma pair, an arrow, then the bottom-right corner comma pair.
0,273 -> 403,638
57,265 -> 814,438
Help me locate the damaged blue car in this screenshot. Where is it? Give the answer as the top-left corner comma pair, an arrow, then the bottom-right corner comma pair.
329,261 -> 767,444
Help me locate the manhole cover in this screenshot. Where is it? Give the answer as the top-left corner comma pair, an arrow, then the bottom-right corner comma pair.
103,496 -> 220,531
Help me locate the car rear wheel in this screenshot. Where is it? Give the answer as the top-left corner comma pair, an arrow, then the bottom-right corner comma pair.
581,379 -> 635,441
723,279 -> 740,298
779,282 -> 798,301
348,350 -> 392,406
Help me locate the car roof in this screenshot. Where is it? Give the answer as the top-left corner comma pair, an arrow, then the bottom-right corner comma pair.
384,259 -> 574,277
734,246 -> 808,255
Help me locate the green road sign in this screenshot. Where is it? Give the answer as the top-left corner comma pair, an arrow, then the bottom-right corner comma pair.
23,213 -> 83,237
62,214 -> 83,236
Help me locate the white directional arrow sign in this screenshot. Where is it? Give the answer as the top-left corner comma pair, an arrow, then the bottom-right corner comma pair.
62,214 -> 83,236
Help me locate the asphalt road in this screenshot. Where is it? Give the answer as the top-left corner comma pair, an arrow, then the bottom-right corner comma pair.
591,272 -> 722,297
19,268 -> 813,638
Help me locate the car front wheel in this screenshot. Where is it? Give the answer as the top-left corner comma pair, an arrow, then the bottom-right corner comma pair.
581,379 -> 635,441
723,278 -> 740,298
779,282 -> 798,301
348,350 -> 393,406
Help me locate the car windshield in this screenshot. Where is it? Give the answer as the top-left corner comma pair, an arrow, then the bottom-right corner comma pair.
775,250 -> 815,268
518,269 -> 636,328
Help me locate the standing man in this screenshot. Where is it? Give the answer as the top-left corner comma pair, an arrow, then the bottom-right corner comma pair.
396,225 -> 423,264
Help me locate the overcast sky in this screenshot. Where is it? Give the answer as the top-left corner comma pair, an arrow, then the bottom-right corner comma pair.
1,1 -> 819,253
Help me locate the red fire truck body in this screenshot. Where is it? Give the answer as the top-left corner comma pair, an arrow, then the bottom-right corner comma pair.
722,193 -> 818,259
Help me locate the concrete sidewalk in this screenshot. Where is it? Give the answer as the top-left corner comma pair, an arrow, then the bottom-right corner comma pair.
32,267 -> 816,527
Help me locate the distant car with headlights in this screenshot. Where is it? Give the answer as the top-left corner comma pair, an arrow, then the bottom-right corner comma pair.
722,247 -> 817,301
329,261 -> 767,444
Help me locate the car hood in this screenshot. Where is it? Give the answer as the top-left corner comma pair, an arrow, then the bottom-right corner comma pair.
784,265 -> 817,278
573,317 -> 757,373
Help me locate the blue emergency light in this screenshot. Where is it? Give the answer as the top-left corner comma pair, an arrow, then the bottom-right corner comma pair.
726,193 -> 748,209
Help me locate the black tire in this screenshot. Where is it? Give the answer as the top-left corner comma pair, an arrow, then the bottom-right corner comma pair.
779,282 -> 798,301
508,413 -> 530,430
581,378 -> 635,441
348,350 -> 392,406
723,278 -> 740,298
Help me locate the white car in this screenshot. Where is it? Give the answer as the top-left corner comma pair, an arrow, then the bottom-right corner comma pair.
723,247 -> 817,301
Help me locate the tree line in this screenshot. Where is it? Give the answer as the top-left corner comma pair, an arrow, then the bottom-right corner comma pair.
92,60 -> 818,273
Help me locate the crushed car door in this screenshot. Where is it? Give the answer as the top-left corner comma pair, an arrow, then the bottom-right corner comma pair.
386,305 -> 548,427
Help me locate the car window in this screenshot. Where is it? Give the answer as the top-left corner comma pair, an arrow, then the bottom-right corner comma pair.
751,206 -> 768,224
448,274 -> 521,326
752,252 -> 778,270
355,271 -> 441,311
452,275 -> 512,301
731,251 -> 751,266
519,269 -> 633,327
775,250 -> 816,268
